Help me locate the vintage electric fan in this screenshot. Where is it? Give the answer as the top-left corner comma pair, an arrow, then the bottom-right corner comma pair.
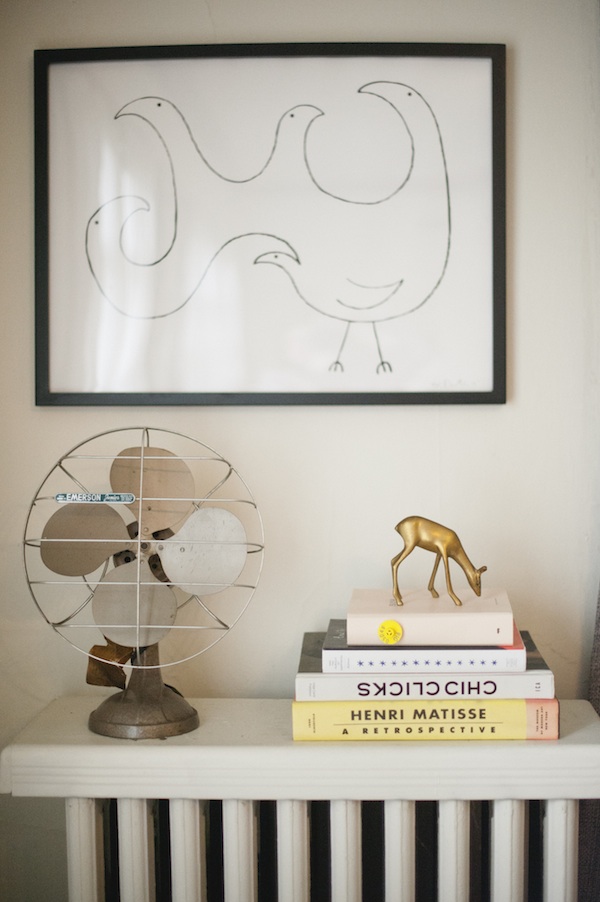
23,427 -> 264,739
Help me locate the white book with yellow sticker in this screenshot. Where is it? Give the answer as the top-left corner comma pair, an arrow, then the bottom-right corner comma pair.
346,587 -> 514,647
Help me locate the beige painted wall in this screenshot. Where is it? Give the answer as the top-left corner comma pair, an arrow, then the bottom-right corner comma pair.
1,0 -> 600,897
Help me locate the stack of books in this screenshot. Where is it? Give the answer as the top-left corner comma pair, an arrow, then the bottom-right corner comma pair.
292,586 -> 559,741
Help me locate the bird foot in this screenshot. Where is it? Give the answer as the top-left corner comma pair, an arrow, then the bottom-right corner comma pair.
329,360 -> 344,373
377,360 -> 392,374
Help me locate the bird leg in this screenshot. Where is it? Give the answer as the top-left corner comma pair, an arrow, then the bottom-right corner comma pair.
373,323 -> 392,373
329,322 -> 351,372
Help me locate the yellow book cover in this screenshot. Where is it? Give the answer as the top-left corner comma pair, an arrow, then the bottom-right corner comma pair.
292,698 -> 559,741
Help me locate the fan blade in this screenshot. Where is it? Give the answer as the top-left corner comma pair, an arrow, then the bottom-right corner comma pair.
41,503 -> 133,576
158,507 -> 247,595
110,446 -> 195,538
92,559 -> 177,647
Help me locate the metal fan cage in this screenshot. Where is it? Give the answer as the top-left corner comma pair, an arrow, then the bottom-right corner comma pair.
23,426 -> 264,672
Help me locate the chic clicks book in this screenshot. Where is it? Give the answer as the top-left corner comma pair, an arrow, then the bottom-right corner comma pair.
295,630 -> 554,701
346,587 -> 514,647
322,620 -> 527,674
292,698 -> 560,741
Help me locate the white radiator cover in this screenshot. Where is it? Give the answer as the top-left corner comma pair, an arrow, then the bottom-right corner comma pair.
2,697 -> 600,902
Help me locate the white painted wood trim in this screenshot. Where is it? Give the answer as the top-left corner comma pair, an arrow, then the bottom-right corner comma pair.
2,700 -> 599,802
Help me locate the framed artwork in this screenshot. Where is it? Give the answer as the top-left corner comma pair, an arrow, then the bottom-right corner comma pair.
34,42 -> 506,405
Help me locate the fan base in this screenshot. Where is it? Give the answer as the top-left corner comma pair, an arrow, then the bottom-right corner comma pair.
89,686 -> 200,740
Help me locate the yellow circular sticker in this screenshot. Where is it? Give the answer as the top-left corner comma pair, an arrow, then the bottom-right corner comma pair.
378,619 -> 403,645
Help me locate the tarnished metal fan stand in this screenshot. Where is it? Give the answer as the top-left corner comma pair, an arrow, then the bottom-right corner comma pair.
89,645 -> 199,740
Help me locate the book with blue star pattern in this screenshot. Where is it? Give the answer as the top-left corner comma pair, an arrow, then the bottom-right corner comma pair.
322,619 -> 526,674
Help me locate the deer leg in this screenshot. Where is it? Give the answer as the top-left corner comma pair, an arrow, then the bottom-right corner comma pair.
442,554 -> 463,606
391,545 -> 413,605
428,553 -> 442,598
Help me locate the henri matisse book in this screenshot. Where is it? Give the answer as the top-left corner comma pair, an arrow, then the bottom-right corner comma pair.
322,619 -> 527,674
292,698 -> 560,741
346,587 -> 514,647
295,630 -> 554,701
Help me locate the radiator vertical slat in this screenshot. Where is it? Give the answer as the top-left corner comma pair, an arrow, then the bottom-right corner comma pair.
169,799 -> 206,902
117,798 -> 155,902
330,799 -> 362,902
438,800 -> 470,902
384,799 -> 416,902
276,800 -> 310,902
65,797 -> 104,902
543,799 -> 578,902
490,799 -> 525,902
222,798 -> 258,902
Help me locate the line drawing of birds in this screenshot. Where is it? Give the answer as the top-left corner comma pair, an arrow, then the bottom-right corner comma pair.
84,81 -> 450,376
85,96 -> 320,319
254,81 -> 451,372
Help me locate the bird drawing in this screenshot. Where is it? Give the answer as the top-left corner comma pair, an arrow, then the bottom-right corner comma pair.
85,80 -> 451,373
85,96 -> 319,319
255,81 -> 451,372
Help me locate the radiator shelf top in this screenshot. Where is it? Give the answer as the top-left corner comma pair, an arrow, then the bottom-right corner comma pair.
1,697 -> 600,802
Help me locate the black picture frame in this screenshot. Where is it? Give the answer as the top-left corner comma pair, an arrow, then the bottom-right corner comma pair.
34,42 -> 506,406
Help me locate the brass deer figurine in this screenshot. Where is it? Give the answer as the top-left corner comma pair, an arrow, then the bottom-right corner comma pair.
391,516 -> 487,606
